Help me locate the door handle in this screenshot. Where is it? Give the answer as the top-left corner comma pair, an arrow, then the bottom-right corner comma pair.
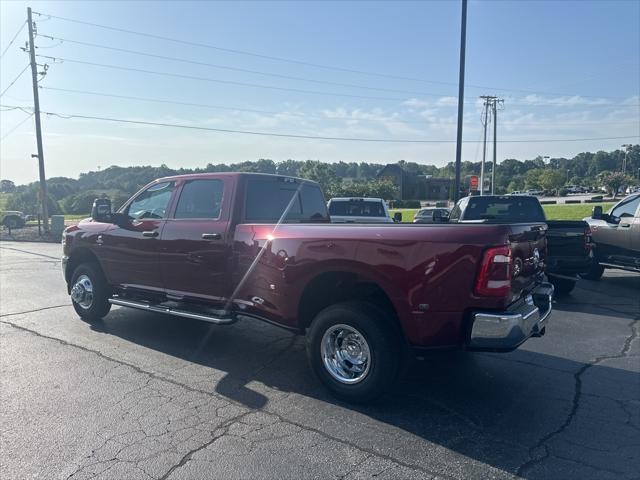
619,224 -> 631,228
142,231 -> 159,238
202,233 -> 222,240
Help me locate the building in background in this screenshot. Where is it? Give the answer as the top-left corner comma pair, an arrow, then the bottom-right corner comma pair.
377,164 -> 451,200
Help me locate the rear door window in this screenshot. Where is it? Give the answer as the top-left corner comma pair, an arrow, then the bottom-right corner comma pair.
174,179 -> 224,219
245,178 -> 329,223
463,196 -> 545,222
329,200 -> 386,217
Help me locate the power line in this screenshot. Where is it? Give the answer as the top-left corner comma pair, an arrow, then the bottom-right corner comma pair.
43,86 -> 433,124
41,86 -> 640,127
1,111 -> 34,141
35,55 -> 411,102
0,105 -> 32,115
34,54 -> 640,108
38,35 -> 456,98
43,35 -> 640,106
2,104 -> 636,144
32,10 -> 635,100
31,11 -> 470,87
0,63 -> 30,98
0,21 -> 27,59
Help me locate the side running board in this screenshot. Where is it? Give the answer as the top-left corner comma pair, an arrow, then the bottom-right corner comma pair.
108,297 -> 237,325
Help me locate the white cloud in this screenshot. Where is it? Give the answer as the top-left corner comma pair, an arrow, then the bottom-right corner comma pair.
402,98 -> 430,108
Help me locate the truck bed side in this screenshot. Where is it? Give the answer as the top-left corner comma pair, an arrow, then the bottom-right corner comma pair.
230,223 -> 538,348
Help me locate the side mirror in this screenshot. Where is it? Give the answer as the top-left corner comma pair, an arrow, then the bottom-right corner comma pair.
91,198 -> 112,223
393,212 -> 403,223
591,206 -> 603,220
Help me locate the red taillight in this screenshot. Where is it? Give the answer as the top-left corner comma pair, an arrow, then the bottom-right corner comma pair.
584,226 -> 593,252
475,246 -> 512,297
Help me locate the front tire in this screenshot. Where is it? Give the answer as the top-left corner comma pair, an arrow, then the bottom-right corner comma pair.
306,301 -> 402,403
70,263 -> 111,322
580,262 -> 605,281
549,277 -> 576,296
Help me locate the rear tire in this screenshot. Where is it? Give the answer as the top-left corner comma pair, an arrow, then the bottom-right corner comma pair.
70,263 -> 111,322
580,263 -> 605,281
550,277 -> 576,296
306,301 -> 402,403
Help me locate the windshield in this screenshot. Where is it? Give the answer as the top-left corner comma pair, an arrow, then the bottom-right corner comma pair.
416,209 -> 434,217
462,196 -> 546,222
328,200 -> 386,217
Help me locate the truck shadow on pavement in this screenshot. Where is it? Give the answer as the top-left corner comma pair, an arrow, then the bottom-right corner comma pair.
89,294 -> 639,480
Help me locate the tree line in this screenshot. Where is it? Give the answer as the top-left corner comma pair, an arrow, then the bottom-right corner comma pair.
1,145 -> 638,215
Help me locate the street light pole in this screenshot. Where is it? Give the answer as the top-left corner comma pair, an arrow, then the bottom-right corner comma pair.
453,0 -> 468,203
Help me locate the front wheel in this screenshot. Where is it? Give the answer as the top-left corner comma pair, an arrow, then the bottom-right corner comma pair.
549,277 -> 576,296
580,263 -> 605,281
70,263 -> 111,322
306,301 -> 402,403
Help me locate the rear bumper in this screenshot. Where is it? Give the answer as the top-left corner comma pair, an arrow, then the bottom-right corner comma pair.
467,282 -> 554,351
547,253 -> 593,277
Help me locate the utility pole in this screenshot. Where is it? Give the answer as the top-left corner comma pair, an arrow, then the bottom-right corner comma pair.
27,7 -> 49,232
479,96 -> 495,196
453,0 -> 467,203
491,98 -> 503,194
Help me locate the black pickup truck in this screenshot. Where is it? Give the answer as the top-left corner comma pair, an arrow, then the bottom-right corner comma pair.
449,195 -> 593,295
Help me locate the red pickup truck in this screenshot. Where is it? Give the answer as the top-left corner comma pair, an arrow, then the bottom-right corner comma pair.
62,173 -> 553,402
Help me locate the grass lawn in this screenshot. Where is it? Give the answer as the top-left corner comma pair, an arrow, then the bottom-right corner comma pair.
541,202 -> 614,220
64,214 -> 90,222
390,202 -> 616,222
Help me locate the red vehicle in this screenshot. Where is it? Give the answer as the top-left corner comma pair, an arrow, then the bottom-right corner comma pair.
62,173 -> 553,402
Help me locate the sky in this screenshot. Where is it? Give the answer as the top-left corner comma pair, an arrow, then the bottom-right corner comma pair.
1,0 -> 639,185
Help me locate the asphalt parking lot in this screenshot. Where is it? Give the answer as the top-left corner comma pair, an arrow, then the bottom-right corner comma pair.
1,241 -> 638,480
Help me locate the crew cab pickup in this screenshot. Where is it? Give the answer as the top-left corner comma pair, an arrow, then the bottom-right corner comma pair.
583,193 -> 640,279
62,173 -> 553,402
449,195 -> 593,295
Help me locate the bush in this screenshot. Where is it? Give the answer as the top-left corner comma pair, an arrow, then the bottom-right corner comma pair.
5,191 -> 61,215
558,188 -> 568,197
392,200 -> 421,208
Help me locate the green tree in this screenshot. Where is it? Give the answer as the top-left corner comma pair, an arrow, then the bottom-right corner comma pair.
333,178 -> 397,199
507,177 -> 525,193
598,171 -> 633,197
538,170 -> 565,195
6,190 -> 61,215
298,160 -> 339,195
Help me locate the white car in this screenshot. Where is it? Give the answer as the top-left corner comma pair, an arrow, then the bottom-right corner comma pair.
327,197 -> 393,223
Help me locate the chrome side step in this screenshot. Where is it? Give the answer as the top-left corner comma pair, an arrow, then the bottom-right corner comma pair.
108,298 -> 237,325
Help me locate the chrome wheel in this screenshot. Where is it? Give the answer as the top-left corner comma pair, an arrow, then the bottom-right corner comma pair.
70,274 -> 94,310
321,324 -> 371,384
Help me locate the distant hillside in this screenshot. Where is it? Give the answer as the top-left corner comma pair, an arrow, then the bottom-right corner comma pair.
1,146 -> 638,215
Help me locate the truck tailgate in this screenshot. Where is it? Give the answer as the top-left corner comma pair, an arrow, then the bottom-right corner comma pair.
545,220 -> 588,257
508,223 -> 547,303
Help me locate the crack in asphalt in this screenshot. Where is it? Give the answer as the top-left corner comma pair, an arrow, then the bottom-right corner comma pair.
514,317 -> 640,478
158,411 -> 253,480
0,319 -> 454,480
0,245 -> 62,260
0,304 -> 69,317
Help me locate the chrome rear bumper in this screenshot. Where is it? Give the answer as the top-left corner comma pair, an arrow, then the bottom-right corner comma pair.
468,282 -> 554,351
